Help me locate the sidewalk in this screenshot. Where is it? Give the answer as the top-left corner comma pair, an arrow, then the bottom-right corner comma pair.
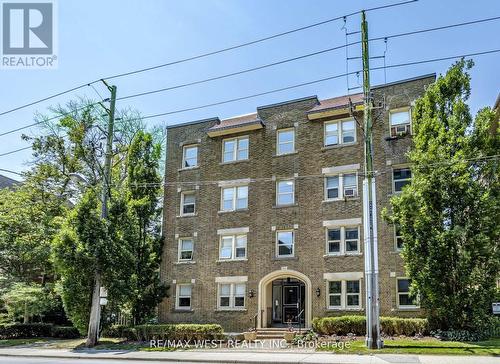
0,347 -> 498,364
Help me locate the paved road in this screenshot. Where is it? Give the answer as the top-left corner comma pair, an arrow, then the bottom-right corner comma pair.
0,359 -> 219,364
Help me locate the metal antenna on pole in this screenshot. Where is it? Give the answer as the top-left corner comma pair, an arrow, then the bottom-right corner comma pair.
361,10 -> 382,350
85,80 -> 117,348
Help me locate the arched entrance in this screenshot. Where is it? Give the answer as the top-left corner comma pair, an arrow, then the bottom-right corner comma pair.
258,269 -> 312,328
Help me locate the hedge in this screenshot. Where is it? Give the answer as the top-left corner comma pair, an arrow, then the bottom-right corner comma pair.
124,324 -> 225,341
0,323 -> 80,339
312,316 -> 429,336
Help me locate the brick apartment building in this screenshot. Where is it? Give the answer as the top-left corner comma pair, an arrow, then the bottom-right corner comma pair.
159,73 -> 435,332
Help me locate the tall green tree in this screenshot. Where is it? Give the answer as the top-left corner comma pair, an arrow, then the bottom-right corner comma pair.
125,131 -> 167,324
386,60 -> 500,335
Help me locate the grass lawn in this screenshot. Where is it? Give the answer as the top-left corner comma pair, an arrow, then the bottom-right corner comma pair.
317,336 -> 500,356
0,337 -> 174,351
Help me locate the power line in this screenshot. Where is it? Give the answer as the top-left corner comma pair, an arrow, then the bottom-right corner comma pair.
101,0 -> 417,82
0,47 -> 498,155
136,49 -> 500,121
0,168 -> 23,176
0,146 -> 31,157
113,16 -> 500,102
0,0 -> 417,118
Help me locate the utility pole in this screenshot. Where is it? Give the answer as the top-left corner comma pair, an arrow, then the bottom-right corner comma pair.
361,10 -> 382,350
86,81 -> 117,347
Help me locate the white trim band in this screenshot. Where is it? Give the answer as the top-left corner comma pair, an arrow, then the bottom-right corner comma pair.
215,276 -> 248,283
324,272 -> 363,281
323,218 -> 362,227
217,227 -> 250,235
322,164 -> 360,175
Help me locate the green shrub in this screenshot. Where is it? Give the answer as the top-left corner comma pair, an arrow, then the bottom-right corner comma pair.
101,324 -> 130,338
50,326 -> 80,339
0,323 -> 53,339
126,324 -> 224,341
312,316 -> 429,336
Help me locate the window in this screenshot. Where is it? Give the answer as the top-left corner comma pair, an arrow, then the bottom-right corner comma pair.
221,186 -> 248,211
276,180 -> 294,206
176,284 -> 192,310
327,229 -> 341,254
326,226 -> 360,255
218,283 -> 246,309
328,281 -> 342,308
277,128 -> 295,155
324,122 -> 338,146
219,234 -> 247,260
395,224 -> 403,251
325,176 -> 339,199
346,280 -> 360,307
180,192 -> 196,215
345,228 -> 359,252
324,119 -> 356,146
324,173 -> 358,200
393,168 -> 411,193
390,109 -> 411,137
327,280 -> 361,309
397,278 -> 418,308
178,238 -> 193,261
343,173 -> 357,197
341,120 -> 356,143
182,145 -> 198,168
223,136 -> 249,163
276,230 -> 294,257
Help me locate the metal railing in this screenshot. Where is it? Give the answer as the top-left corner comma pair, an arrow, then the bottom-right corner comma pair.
252,312 -> 258,331
297,309 -> 305,334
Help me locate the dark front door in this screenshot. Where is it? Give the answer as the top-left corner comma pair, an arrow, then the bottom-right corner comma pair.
282,285 -> 299,323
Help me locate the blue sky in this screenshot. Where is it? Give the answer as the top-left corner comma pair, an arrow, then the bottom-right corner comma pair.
0,0 -> 499,178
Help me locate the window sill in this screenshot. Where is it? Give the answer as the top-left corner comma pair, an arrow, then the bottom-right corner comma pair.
216,259 -> 248,263
177,213 -> 198,218
322,197 -> 360,203
272,256 -> 298,261
323,253 -> 362,258
219,159 -> 250,166
273,151 -> 298,157
178,166 -> 199,172
385,134 -> 412,141
175,261 -> 196,265
215,308 -> 247,312
326,307 -> 363,311
272,204 -> 298,209
218,209 -> 249,214
390,250 -> 403,255
321,142 -> 358,151
396,306 -> 420,311
173,309 -> 194,313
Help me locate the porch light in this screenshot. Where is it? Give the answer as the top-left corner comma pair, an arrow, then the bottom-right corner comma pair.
316,287 -> 321,297
249,289 -> 255,298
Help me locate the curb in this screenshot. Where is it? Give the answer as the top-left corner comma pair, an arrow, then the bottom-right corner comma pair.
0,351 -> 357,364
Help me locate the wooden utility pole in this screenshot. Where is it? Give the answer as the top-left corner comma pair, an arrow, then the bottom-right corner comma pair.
86,82 -> 116,347
361,10 -> 382,350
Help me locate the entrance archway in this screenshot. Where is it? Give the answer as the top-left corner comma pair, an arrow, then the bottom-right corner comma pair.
258,269 -> 312,328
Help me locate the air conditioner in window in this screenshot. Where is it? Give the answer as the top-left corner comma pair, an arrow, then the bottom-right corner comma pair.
391,124 -> 411,137
344,188 -> 357,198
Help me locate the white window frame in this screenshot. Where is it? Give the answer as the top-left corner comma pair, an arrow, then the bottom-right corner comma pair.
182,145 -> 198,169
323,118 -> 356,147
327,280 -> 361,310
221,185 -> 248,212
178,238 -> 194,262
325,226 -> 360,255
389,108 -> 412,138
218,234 -> 247,261
276,128 -> 295,155
394,224 -> 403,251
324,173 -> 358,200
276,230 -> 294,258
180,191 -> 196,216
397,277 -> 419,309
222,136 -> 249,163
393,167 -> 411,194
217,283 -> 246,310
176,284 -> 192,310
276,179 -> 295,206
